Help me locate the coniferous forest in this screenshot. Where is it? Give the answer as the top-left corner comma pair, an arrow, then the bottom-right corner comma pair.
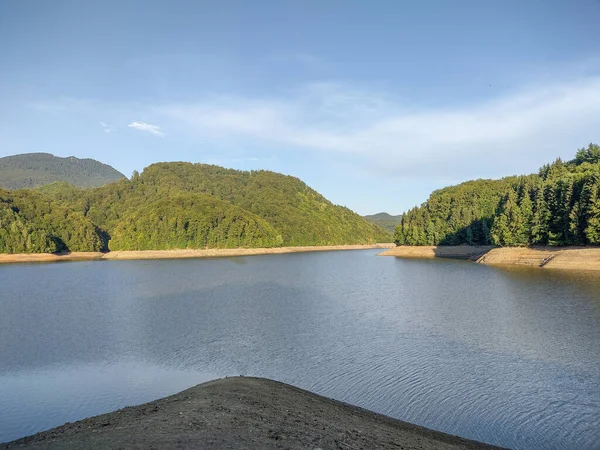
395,144 -> 600,247
0,161 -> 390,253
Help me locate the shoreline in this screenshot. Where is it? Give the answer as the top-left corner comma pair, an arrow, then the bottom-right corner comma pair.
0,243 -> 395,265
1,377 -> 503,449
379,245 -> 600,271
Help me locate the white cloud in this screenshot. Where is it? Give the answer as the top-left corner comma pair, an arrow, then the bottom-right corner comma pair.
128,121 -> 165,137
21,65 -> 600,187
158,75 -> 600,180
99,121 -> 116,133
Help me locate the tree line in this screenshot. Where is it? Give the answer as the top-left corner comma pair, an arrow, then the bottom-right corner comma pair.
395,144 -> 600,247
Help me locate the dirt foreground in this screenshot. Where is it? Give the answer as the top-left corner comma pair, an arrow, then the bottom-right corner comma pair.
379,245 -> 600,271
0,244 -> 395,265
2,377 -> 503,450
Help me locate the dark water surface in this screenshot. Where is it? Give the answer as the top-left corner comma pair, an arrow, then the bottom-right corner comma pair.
1,250 -> 599,448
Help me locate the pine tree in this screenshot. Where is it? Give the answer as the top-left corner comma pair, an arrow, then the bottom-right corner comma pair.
585,184 -> 600,244
465,226 -> 473,245
426,221 -> 436,245
491,212 -> 511,246
573,143 -> 600,165
518,187 -> 534,245
481,219 -> 492,245
547,177 -> 574,245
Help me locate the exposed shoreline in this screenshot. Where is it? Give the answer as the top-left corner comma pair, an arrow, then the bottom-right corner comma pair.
379,245 -> 600,271
0,243 -> 395,265
378,245 -> 494,260
1,377 -> 503,449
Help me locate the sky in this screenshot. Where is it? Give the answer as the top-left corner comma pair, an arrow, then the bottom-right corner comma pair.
1,1 -> 600,215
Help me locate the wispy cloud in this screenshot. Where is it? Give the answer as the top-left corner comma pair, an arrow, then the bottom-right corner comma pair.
21,66 -> 600,187
128,121 -> 165,137
159,75 -> 600,179
99,121 -> 116,133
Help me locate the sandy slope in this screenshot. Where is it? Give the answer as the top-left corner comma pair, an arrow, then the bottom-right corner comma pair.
378,246 -> 493,260
476,246 -> 600,270
0,244 -> 395,265
379,245 -> 600,271
1,377 -> 503,450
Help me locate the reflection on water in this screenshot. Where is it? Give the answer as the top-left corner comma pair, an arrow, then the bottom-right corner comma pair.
0,362 -> 215,442
1,251 -> 599,449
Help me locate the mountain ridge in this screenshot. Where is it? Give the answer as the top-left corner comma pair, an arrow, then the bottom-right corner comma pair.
0,152 -> 126,189
363,212 -> 403,233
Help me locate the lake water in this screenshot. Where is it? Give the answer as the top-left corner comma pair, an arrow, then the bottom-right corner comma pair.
1,250 -> 599,448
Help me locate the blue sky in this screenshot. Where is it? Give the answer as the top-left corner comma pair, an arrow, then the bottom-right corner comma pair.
1,1 -> 600,214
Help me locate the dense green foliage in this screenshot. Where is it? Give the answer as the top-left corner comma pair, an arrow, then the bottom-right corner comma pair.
363,212 -> 403,233
0,189 -> 103,253
109,193 -> 282,250
0,153 -> 125,189
1,162 -> 389,253
395,144 -> 600,247
132,163 -> 391,246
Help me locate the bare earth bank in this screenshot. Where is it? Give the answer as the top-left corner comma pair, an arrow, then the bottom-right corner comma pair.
378,245 -> 493,260
0,244 -> 395,265
379,246 -> 600,271
1,377 -> 504,450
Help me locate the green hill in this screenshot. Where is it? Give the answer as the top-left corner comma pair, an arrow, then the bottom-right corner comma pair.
363,212 -> 403,233
16,162 -> 390,253
134,163 -> 391,246
395,143 -> 600,247
109,193 -> 282,251
0,153 -> 126,189
0,188 -> 103,253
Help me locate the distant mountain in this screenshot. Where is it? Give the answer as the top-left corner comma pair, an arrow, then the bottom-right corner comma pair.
363,212 -> 403,233
0,153 -> 126,189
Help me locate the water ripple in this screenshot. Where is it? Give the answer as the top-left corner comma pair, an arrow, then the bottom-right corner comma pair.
1,251 -> 599,448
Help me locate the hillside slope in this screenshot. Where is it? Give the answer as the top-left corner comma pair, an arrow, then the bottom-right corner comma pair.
0,153 -> 126,189
109,193 -> 282,250
135,163 -> 391,246
363,212 -> 403,233
0,189 -> 103,253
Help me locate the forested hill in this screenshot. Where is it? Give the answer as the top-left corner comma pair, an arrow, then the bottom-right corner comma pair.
0,153 -> 126,189
0,162 -> 390,253
363,213 -> 403,233
0,188 -> 103,253
395,144 -> 600,247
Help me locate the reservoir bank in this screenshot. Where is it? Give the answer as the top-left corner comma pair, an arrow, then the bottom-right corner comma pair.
0,243 -> 394,264
379,245 -> 600,271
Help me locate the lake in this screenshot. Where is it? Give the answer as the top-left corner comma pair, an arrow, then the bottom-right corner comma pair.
1,249 -> 599,448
